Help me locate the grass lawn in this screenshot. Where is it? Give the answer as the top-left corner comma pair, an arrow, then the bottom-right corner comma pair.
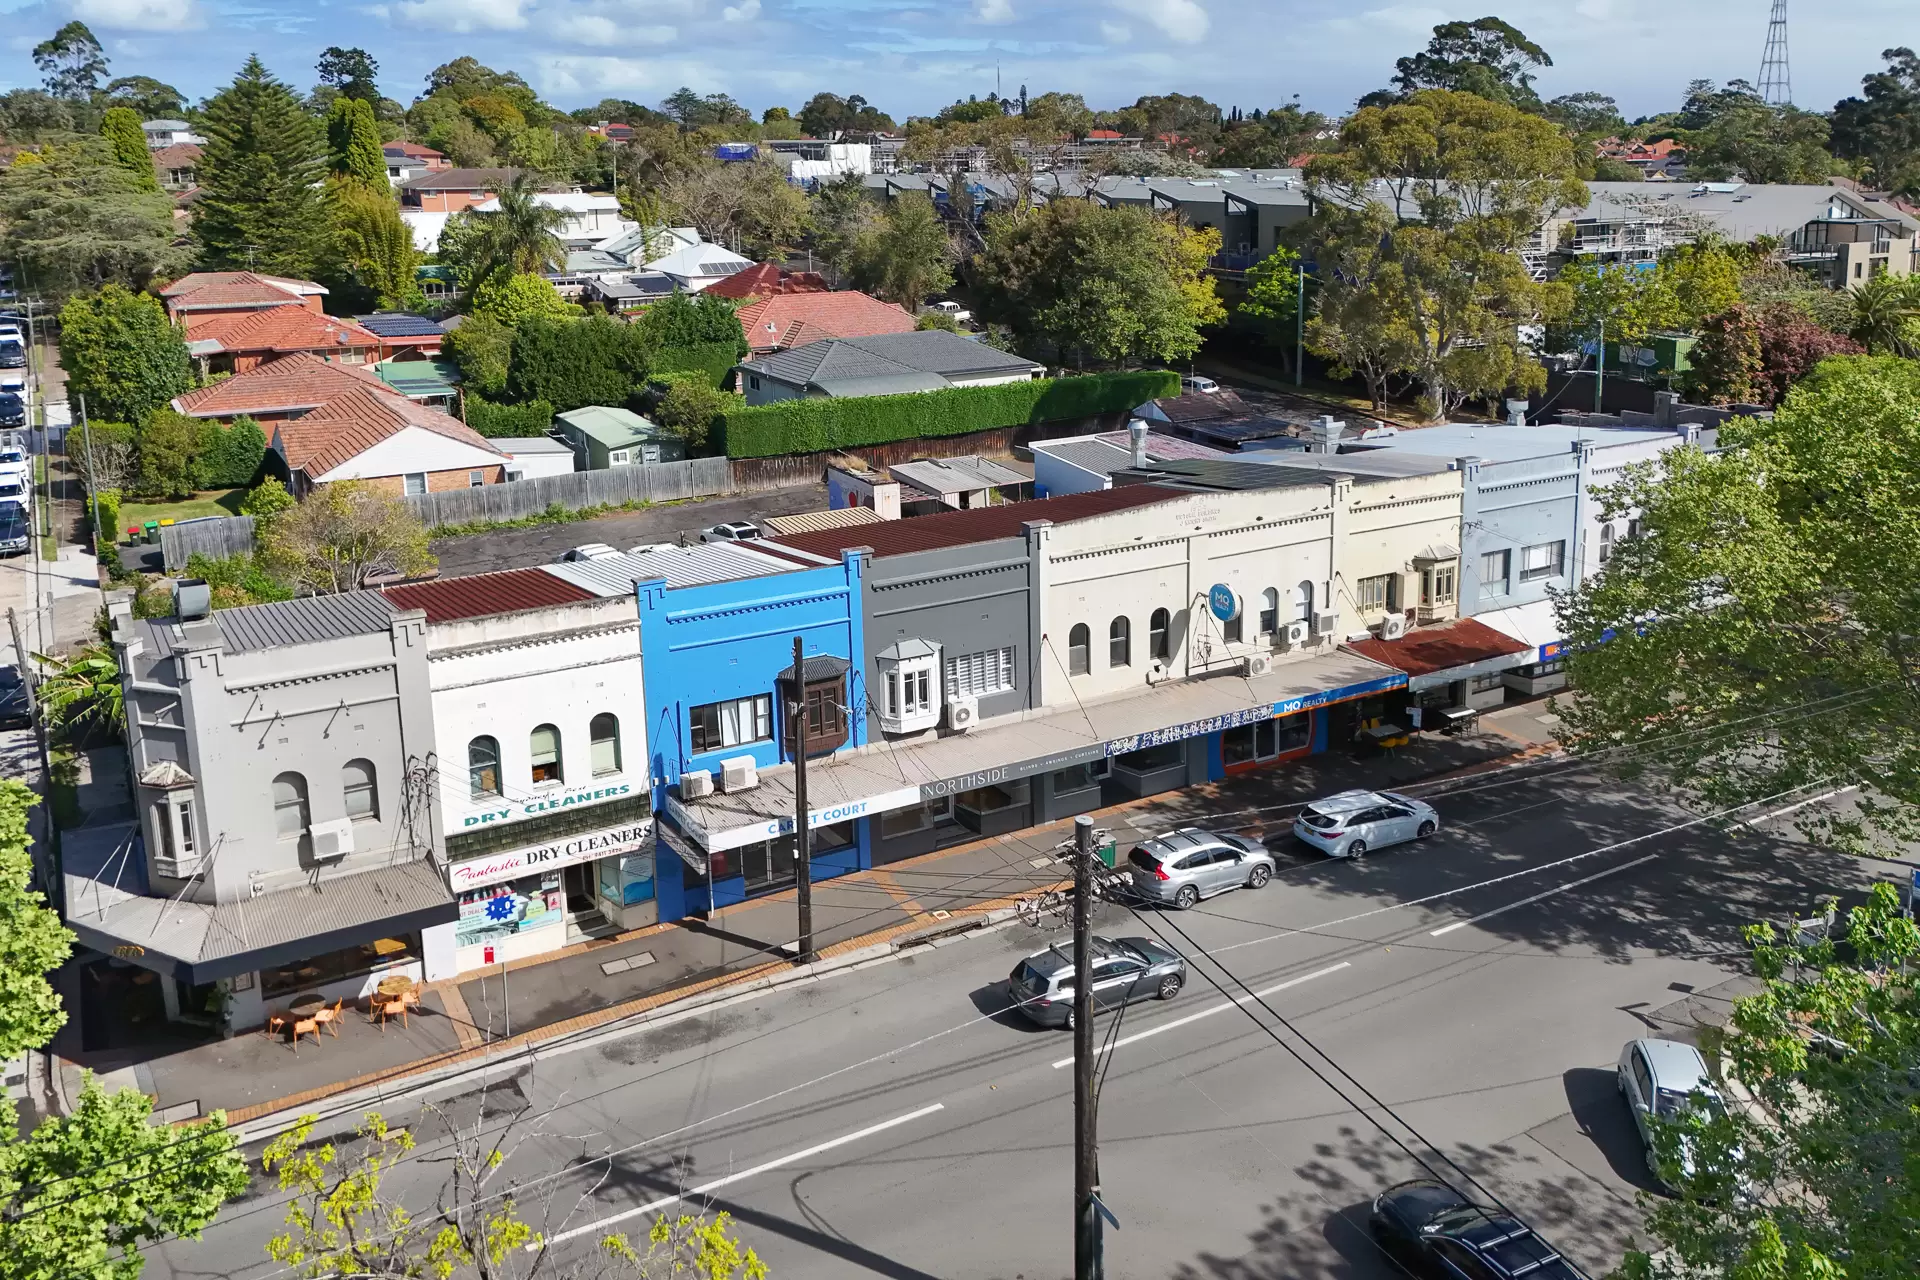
117,489 -> 245,541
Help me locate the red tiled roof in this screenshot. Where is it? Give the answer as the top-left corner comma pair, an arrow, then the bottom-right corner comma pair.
277,384 -> 502,478
190,307 -> 383,356
736,291 -> 915,353
161,270 -> 324,311
1085,129 -> 1124,140
703,262 -> 831,301
383,567 -> 596,624
387,140 -> 446,160
769,484 -> 1185,560
173,351 -> 397,417
151,142 -> 201,168
1342,617 -> 1530,678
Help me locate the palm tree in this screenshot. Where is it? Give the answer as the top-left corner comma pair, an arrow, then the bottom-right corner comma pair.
31,645 -> 124,739
473,173 -> 570,284
1847,273 -> 1920,357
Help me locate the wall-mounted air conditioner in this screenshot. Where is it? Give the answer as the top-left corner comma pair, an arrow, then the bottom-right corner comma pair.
1313,612 -> 1338,637
719,755 -> 759,792
1242,653 -> 1272,678
680,769 -> 714,799
309,817 -> 354,860
1283,620 -> 1311,648
946,695 -> 979,732
1380,614 -> 1409,641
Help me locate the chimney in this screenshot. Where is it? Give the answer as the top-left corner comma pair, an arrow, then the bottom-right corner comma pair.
1504,398 -> 1529,425
1653,390 -> 1679,428
1307,415 -> 1346,454
1128,419 -> 1149,468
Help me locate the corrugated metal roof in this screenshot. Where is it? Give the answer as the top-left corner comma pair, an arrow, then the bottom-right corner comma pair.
382,568 -> 597,624
1344,618 -> 1531,677
769,484 -> 1186,560
1109,460 -> 1335,492
543,542 -> 826,594
215,592 -> 397,653
760,506 -> 885,535
890,455 -> 1028,495
1094,430 -> 1230,462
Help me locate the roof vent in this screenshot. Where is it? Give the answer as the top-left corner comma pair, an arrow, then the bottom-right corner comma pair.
173,578 -> 211,622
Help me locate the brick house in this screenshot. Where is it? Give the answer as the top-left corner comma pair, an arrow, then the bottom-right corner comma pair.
185,306 -> 385,375
398,167 -> 517,213
734,290 -> 916,358
160,271 -> 329,339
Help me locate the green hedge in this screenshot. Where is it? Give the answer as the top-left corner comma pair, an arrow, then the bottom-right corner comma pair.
721,370 -> 1179,459
465,397 -> 555,438
650,341 -> 741,391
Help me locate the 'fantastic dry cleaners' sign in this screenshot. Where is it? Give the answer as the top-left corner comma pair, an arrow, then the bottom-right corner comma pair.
449,819 -> 655,891
462,782 -> 634,828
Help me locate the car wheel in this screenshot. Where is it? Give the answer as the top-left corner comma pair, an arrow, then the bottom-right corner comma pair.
1173,885 -> 1200,909
1346,839 -> 1367,859
1247,863 -> 1272,889
1417,820 -> 1437,839
1063,1005 -> 1075,1031
1156,974 -> 1183,1000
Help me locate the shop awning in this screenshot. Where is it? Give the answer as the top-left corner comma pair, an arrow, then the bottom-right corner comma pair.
1477,599 -> 1569,663
665,649 -> 1404,852
1343,617 -> 1534,691
63,824 -> 459,985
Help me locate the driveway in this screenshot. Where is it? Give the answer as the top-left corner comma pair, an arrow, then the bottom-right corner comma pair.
428,482 -> 830,578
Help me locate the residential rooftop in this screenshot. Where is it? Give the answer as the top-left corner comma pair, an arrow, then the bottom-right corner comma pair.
768,483 -> 1185,560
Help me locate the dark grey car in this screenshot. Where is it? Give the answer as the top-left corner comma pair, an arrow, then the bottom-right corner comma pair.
1006,935 -> 1186,1029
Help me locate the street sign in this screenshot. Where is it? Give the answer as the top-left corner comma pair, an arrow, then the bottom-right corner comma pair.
1207,583 -> 1239,623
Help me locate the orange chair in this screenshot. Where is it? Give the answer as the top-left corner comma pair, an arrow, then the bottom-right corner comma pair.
264,1010 -> 289,1041
371,994 -> 409,1031
313,997 -> 345,1038
289,1010 -> 322,1052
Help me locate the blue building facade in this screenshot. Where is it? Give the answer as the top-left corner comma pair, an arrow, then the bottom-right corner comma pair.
639,549 -> 870,923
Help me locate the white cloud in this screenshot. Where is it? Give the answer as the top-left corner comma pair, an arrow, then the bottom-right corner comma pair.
1354,5 -> 1448,35
549,12 -> 676,43
1099,19 -> 1130,41
531,54 -> 725,96
1114,0 -> 1206,43
975,0 -> 1013,23
391,0 -> 528,32
722,0 -> 759,20
70,0 -> 201,32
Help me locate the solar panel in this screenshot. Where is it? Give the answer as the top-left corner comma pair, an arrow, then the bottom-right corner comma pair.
698,261 -> 748,276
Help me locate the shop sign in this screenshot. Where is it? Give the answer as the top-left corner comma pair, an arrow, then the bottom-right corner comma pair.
1539,639 -> 1569,662
449,818 -> 654,890
1207,583 -> 1240,622
670,785 -> 921,853
1271,673 -> 1406,717
459,781 -> 635,829
1105,703 -> 1273,757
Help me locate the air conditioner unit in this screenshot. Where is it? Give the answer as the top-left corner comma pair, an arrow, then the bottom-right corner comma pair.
946,695 -> 979,732
1313,611 -> 1339,637
1242,653 -> 1272,678
1380,613 -> 1409,641
719,755 -> 759,793
309,817 -> 355,860
680,769 -> 714,799
1283,619 -> 1311,648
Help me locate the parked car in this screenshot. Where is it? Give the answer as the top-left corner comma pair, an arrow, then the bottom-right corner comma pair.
0,506 -> 28,558
700,521 -> 761,543
1292,789 -> 1439,858
0,475 -> 28,508
927,300 -> 972,324
0,667 -> 28,728
1371,1179 -> 1587,1279
1126,827 -> 1276,909
555,543 -> 621,563
0,344 -> 24,370
0,394 -> 24,428
1618,1037 -> 1728,1189
0,444 -> 27,479
1006,935 -> 1186,1029
1180,374 -> 1221,395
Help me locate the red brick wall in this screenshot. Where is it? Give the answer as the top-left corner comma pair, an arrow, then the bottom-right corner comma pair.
402,189 -> 495,213
358,464 -> 505,496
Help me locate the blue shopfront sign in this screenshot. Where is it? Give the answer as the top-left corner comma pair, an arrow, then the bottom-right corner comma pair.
1105,673 -> 1408,757
1271,672 -> 1406,718
1207,583 -> 1240,622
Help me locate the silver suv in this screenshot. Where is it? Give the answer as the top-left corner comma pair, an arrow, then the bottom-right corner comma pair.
1006,935 -> 1186,1029
1126,827 -> 1276,909
1293,789 -> 1439,858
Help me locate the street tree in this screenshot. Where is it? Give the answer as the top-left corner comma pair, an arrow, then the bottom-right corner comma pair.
0,139 -> 184,302
1619,881 -> 1920,1280
316,46 -> 381,103
0,780 -> 70,1059
99,107 -> 159,193
1829,47 -> 1920,199
58,285 -> 192,426
846,192 -> 953,308
971,199 -> 1224,368
1303,90 -> 1584,418
73,420 -> 138,497
261,479 -> 436,593
1386,17 -> 1552,108
32,21 -> 107,101
1556,355 -> 1920,855
661,158 -> 811,260
195,56 -> 329,278
1237,244 -> 1304,368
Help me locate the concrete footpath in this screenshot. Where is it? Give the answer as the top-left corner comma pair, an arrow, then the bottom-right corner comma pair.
67,702 -> 1562,1129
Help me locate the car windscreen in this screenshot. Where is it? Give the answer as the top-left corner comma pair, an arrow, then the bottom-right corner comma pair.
1127,846 -> 1159,871
1655,1087 -> 1724,1119
1299,809 -> 1342,829
1014,961 -> 1055,993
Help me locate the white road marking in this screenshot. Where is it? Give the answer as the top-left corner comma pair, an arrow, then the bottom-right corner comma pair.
1428,853 -> 1661,936
1050,962 -> 1350,1069
1732,786 -> 1856,828
544,1103 -> 948,1245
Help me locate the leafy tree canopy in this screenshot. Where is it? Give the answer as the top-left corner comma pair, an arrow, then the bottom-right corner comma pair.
0,138 -> 184,303
261,479 -> 435,593
441,311 -> 513,397
58,285 -> 192,426
325,97 -> 386,187
630,289 -> 745,354
103,75 -> 184,121
846,191 -> 953,308
662,157 -> 811,261
315,46 -> 380,103
0,780 -> 70,1059
194,55 -> 328,279
98,107 -> 158,193
1671,79 -> 1836,184
796,91 -> 896,138
1387,16 -> 1552,108
506,315 -> 650,411
1830,47 -> 1920,199
659,87 -> 752,130
32,21 -> 107,102
470,270 -> 576,326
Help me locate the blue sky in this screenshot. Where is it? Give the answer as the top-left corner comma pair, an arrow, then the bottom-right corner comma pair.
0,0 -> 1907,122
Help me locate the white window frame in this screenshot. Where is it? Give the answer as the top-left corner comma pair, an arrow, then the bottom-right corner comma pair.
402,472 -> 427,497
1480,549 -> 1511,599
468,469 -> 485,488
609,449 -> 632,465
1356,574 -> 1393,612
945,647 -> 1016,699
1520,540 -> 1566,583
691,694 -> 774,753
1421,562 -> 1457,607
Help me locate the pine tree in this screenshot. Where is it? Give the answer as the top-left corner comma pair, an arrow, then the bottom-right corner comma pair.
194,55 -> 327,279
98,106 -> 158,192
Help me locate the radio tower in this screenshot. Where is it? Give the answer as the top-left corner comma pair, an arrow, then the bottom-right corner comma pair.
1757,0 -> 1791,105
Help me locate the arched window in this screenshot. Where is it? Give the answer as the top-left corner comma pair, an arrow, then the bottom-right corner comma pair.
590,713 -> 621,776
1259,588 -> 1279,636
530,724 -> 563,784
342,759 -> 378,821
1149,608 -> 1171,661
1067,624 -> 1090,675
469,736 -> 501,798
1598,523 -> 1615,564
1108,615 -> 1131,667
272,772 -> 310,841
1293,580 -> 1315,622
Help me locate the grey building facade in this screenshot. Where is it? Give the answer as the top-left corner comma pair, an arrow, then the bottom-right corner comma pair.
76,589 -> 456,1031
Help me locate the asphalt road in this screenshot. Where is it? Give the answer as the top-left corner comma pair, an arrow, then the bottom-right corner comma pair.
142,765 -> 1902,1280
428,482 -> 831,578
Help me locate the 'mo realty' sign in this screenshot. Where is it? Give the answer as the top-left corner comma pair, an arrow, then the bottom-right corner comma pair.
449,819 -> 654,891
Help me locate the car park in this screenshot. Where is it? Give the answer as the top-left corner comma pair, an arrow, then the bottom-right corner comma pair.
1618,1037 -> 1728,1189
555,543 -> 621,562
1370,1179 -> 1587,1279
1292,789 -> 1439,858
1005,935 -> 1186,1029
1126,827 -> 1276,909
700,521 -> 761,543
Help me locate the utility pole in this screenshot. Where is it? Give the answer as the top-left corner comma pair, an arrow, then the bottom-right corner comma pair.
1072,813 -> 1101,1280
1294,263 -> 1305,388
1594,316 -> 1606,412
790,636 -> 815,964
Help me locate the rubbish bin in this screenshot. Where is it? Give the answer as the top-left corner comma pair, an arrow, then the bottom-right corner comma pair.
1097,838 -> 1117,869
142,520 -> 159,544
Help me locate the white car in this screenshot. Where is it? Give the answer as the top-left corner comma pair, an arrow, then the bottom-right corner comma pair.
1618,1037 -> 1728,1189
928,301 -> 972,324
1180,374 -> 1221,395
700,521 -> 761,543
1292,789 -> 1439,858
555,543 -> 621,563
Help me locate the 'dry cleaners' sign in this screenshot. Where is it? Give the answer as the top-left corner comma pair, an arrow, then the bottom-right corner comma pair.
462,782 -> 634,828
